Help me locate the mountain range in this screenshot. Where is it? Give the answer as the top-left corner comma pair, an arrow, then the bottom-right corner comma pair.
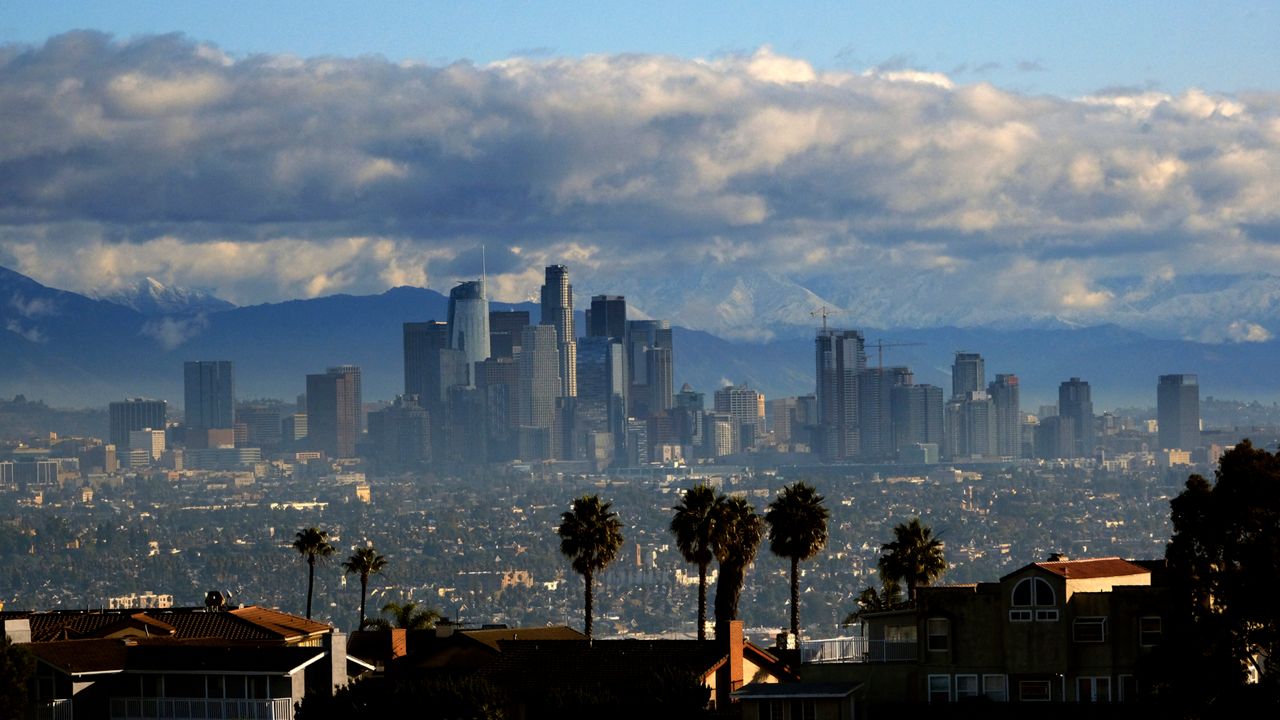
3,264 -> 1278,413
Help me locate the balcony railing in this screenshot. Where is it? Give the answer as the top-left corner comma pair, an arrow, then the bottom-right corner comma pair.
801,636 -> 917,664
108,697 -> 295,720
36,699 -> 73,720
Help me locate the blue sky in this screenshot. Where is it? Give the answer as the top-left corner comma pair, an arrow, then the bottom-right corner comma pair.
2,2 -> 1280,343
3,1 -> 1277,98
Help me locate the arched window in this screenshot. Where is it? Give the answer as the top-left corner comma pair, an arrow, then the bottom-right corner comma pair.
1010,577 -> 1058,621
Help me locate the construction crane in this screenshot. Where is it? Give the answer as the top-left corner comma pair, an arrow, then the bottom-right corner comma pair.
810,306 -> 838,332
868,338 -> 926,370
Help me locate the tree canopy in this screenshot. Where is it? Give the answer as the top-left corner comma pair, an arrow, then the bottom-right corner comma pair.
1165,439 -> 1280,706
878,517 -> 947,603
292,526 -> 336,620
765,481 -> 829,639
670,484 -> 720,640
558,494 -> 624,639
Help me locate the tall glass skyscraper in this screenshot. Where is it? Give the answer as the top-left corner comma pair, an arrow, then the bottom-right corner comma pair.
447,280 -> 490,387
540,265 -> 576,397
815,328 -> 865,461
1157,374 -> 1200,451
184,360 -> 235,431
1058,377 -> 1094,458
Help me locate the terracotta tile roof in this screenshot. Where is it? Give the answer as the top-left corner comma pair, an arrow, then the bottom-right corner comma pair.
231,606 -> 330,639
161,611 -> 280,641
483,639 -> 730,693
461,625 -> 586,652
1032,557 -> 1150,580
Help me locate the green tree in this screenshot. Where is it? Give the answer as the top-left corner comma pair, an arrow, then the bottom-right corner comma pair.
711,495 -> 764,640
878,517 -> 947,603
342,546 -> 389,630
366,600 -> 441,631
843,575 -> 903,625
292,527 -> 335,620
557,494 -> 624,639
765,481 -> 829,639
1,635 -> 35,720
670,484 -> 719,640
1165,439 -> 1280,707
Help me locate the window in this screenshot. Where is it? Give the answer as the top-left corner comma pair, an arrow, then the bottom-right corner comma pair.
1119,675 -> 1137,703
982,675 -> 1008,702
1019,680 -> 1051,702
1073,616 -> 1108,642
1077,676 -> 1111,702
928,675 -> 952,703
1140,616 -> 1162,647
1011,576 -> 1057,621
927,617 -> 950,651
955,675 -> 979,700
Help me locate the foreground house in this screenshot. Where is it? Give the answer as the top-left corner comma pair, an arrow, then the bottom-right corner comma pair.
3,601 -> 364,720
803,556 -> 1170,708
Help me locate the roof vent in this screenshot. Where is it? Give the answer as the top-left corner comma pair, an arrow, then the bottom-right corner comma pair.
205,590 -> 228,612
1047,553 -> 1069,562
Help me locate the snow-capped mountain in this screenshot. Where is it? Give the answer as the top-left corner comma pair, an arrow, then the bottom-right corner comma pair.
93,277 -> 236,316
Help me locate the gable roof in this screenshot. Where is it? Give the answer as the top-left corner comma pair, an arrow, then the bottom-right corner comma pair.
28,639 -> 128,676
2,605 -> 329,644
460,625 -> 586,652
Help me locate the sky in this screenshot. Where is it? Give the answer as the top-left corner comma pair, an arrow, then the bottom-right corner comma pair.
2,2 -> 1280,342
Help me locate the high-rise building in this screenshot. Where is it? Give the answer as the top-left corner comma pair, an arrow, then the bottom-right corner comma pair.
489,310 -> 530,359
952,352 -> 985,398
1158,374 -> 1200,451
988,374 -> 1022,458
306,366 -> 361,458
627,319 -> 674,419
714,383 -> 765,450
447,280 -> 491,386
183,361 -> 235,432
858,367 -> 911,461
944,391 -> 996,459
1058,377 -> 1095,458
404,321 -> 465,412
587,295 -> 627,340
890,383 -> 944,456
108,398 -> 167,449
367,395 -> 431,471
540,265 -> 577,397
236,402 -> 282,448
815,329 -> 865,461
519,324 -> 561,431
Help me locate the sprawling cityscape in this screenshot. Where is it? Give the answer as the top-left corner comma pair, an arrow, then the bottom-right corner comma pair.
5,4 -> 1280,716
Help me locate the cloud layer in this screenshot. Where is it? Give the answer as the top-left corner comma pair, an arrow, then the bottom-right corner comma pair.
2,32 -> 1279,340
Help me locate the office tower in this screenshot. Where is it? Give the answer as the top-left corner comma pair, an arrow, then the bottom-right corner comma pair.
129,429 -> 166,461
945,391 -> 996,459
367,395 -> 431,471
766,397 -> 798,445
477,356 -> 521,461
1058,377 -> 1095,458
672,384 -> 706,453
587,295 -> 627,339
489,310 -> 530,359
988,374 -> 1022,458
519,324 -> 561,430
890,383 -> 944,456
858,367 -> 911,461
951,352 -> 984,398
1158,374 -> 1200,451
236,402 -> 282,448
447,280 -> 491,387
540,265 -> 577,397
815,328 -> 866,461
627,319 -> 675,418
306,366 -> 361,458
714,383 -> 765,451
1034,415 -> 1075,459
576,336 -> 627,450
183,361 -> 235,432
404,321 -> 466,412
108,398 -> 167,449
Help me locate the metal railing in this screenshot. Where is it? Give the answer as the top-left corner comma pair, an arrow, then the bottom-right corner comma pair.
36,699 -> 73,720
108,697 -> 295,720
801,636 -> 917,663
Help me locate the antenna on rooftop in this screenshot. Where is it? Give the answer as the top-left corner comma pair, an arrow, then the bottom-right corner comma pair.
481,245 -> 487,297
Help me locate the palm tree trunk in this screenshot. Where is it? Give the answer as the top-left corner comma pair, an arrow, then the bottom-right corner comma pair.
584,568 -> 594,640
359,574 -> 368,630
790,555 -> 800,638
697,562 -> 707,641
306,555 -> 316,619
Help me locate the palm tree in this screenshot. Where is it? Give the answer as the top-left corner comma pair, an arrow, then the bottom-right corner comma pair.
557,494 -> 624,639
291,527 -> 335,620
879,517 -> 947,603
342,546 -> 388,630
711,495 -> 764,640
670,484 -> 720,640
366,600 -> 441,631
765,481 -> 830,639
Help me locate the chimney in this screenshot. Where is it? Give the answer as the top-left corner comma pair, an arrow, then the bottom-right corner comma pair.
390,628 -> 407,659
715,620 -> 745,709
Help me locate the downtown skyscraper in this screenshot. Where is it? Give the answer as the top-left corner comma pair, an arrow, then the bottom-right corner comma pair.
183,361 -> 235,432
1158,374 -> 1200,451
815,328 -> 865,461
540,265 -> 577,397
1058,377 -> 1095,458
306,365 -> 362,458
448,280 -> 490,387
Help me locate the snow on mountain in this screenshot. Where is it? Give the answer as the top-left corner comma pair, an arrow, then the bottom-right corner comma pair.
93,277 -> 236,316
